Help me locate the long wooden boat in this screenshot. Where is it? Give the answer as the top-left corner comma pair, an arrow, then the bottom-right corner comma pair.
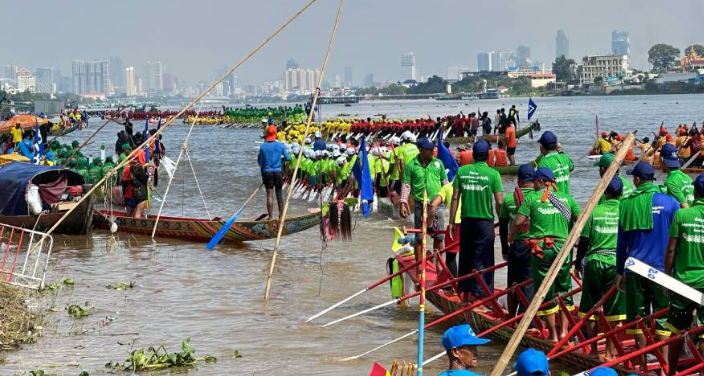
93,209 -> 321,242
0,197 -> 96,235
683,167 -> 704,174
445,120 -> 540,144
49,124 -> 79,138
491,165 -> 519,175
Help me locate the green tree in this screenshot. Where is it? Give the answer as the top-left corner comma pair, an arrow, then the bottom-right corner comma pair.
407,75 -> 447,94
552,55 -> 576,83
684,44 -> 704,56
648,44 -> 681,71
593,76 -> 604,86
379,83 -> 406,95
355,87 -> 378,96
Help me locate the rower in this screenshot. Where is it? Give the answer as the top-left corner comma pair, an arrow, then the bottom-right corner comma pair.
513,348 -> 549,376
397,131 -> 419,179
258,125 -> 290,219
616,161 -> 679,369
494,141 -> 508,167
457,144 -> 473,167
594,153 -> 635,202
576,176 -> 626,359
313,131 -> 326,151
594,131 -> 612,155
429,180 -> 461,278
438,324 -> 490,376
499,164 -> 536,316
510,167 -> 581,342
664,174 -> 704,374
448,139 -> 503,301
504,121 -> 517,166
536,131 -> 574,194
660,144 -> 694,208
399,137 -> 448,266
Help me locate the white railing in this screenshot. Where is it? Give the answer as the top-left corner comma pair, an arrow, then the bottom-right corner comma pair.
0,223 -> 53,290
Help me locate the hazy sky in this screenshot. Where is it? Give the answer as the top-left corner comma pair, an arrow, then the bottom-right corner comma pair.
3,0 -> 703,86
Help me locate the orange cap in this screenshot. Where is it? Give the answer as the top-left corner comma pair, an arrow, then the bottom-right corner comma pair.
265,125 -> 277,141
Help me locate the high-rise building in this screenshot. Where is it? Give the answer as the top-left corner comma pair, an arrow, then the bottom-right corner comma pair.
72,59 -> 109,94
35,67 -> 54,94
612,30 -> 630,56
125,67 -> 136,96
363,73 -> 375,87
515,46 -> 532,68
286,58 -> 300,70
489,51 -> 514,72
477,52 -> 492,72
4,65 -> 17,81
144,61 -> 163,96
109,56 -> 125,89
400,52 -> 417,81
344,66 -> 353,87
284,68 -> 321,93
556,30 -> 570,59
16,68 -> 35,93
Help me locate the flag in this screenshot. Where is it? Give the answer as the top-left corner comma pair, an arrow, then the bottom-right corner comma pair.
528,98 -> 537,120
436,128 -> 459,181
143,118 -> 150,162
153,118 -> 161,156
352,137 -> 374,218
31,120 -> 44,165
368,362 -> 390,376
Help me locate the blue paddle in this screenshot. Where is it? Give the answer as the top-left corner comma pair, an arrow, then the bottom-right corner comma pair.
206,184 -> 263,250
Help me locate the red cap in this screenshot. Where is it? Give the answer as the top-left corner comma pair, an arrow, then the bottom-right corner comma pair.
265,125 -> 277,142
601,131 -> 608,136
660,128 -> 667,135
666,134 -> 673,142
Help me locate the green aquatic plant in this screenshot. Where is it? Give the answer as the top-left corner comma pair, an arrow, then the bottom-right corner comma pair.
105,338 -> 216,371
233,349 -> 243,359
67,304 -> 92,319
105,281 -> 135,290
62,278 -> 74,286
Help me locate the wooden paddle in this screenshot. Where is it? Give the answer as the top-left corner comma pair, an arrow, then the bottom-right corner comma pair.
488,132 -> 637,376
205,184 -> 263,250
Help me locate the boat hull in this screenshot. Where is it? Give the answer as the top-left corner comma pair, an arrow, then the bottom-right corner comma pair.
445,121 -> 539,144
0,195 -> 95,235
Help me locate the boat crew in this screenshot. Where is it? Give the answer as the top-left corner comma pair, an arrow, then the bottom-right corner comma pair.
536,131 -> 574,194
499,164 -> 536,316
576,176 -> 626,359
429,180 -> 461,278
494,141 -> 508,167
508,105 -> 520,128
510,167 -> 581,342
594,153 -> 635,203
513,348 -> 549,376
258,125 -> 290,220
448,139 -> 503,301
594,132 -> 612,155
616,161 -> 679,369
504,120 -> 517,166
664,174 -> 704,373
660,144 -> 694,208
399,137 -> 448,266
11,123 -> 22,149
438,324 -> 490,376
397,131 -> 419,181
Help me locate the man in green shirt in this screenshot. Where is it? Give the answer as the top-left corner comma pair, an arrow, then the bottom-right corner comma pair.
576,176 -> 626,359
510,167 -> 581,342
536,131 -> 574,194
448,139 -> 503,300
400,137 -> 448,264
661,143 -> 694,208
499,164 -> 536,317
594,153 -> 635,202
664,174 -> 704,370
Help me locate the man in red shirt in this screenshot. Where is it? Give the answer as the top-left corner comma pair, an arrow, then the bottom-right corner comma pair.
504,121 -> 517,165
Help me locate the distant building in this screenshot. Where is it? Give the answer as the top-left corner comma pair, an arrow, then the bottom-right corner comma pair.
556,30 -> 570,59
72,59 -> 109,95
577,54 -> 630,84
344,66 -> 353,87
477,53 -> 492,72
363,73 -> 375,87
515,46 -> 531,68
507,64 -> 546,78
4,65 -> 17,81
286,58 -> 300,70
144,61 -> 163,97
109,56 -> 125,91
125,67 -> 136,96
400,52 -> 417,81
284,68 -> 321,93
35,67 -> 54,94
530,73 -> 557,88
490,51 -> 514,72
16,68 -> 35,93
162,72 -> 176,95
611,30 -> 630,56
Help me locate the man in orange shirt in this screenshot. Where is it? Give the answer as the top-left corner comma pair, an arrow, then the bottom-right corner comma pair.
504,120 -> 517,165
487,145 -> 496,167
494,141 -> 508,167
457,144 -> 473,166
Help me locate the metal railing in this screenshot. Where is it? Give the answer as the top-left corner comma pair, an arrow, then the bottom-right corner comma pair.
0,223 -> 53,290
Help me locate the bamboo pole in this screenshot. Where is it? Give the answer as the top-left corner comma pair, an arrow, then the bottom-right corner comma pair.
417,189 -> 428,376
488,132 -> 636,376
263,0 -> 345,302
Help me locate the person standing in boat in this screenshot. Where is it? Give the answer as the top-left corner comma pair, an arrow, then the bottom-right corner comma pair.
616,161 -> 679,370
448,139 -> 503,301
437,324 -> 490,376
504,120 -> 517,166
660,144 -> 694,208
664,174 -> 704,373
258,125 -> 290,220
509,168 -> 581,342
536,131 -> 574,194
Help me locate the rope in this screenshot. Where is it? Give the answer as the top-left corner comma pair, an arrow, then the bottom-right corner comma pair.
264,0 -> 345,302
184,147 -> 211,219
35,0 -> 320,241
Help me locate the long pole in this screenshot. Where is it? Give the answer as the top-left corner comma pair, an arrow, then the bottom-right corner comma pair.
417,189 -> 427,376
74,118 -> 113,153
488,132 -> 637,376
264,0 -> 344,302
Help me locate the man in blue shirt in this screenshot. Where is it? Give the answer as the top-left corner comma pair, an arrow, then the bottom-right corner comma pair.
258,125 -> 290,219
313,131 -> 327,151
616,161 -> 679,368
437,324 -> 490,376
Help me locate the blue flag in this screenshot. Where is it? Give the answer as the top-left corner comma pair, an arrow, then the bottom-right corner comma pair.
153,118 -> 161,156
351,137 -> 374,218
436,128 -> 458,181
528,98 -> 537,120
31,120 -> 44,165
143,119 -> 150,162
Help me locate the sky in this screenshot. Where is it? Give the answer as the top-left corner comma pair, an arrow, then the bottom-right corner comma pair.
3,0 -> 704,86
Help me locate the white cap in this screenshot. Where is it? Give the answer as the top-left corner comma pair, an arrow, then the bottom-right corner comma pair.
401,131 -> 414,141
346,148 -> 356,156
331,144 -> 340,151
336,156 -> 346,165
314,131 -> 322,138
321,150 -> 329,157
339,146 -> 347,154
326,143 -> 334,150
332,150 -> 341,157
261,118 -> 268,123
390,136 -> 401,145
305,137 -> 312,144
370,148 -> 379,156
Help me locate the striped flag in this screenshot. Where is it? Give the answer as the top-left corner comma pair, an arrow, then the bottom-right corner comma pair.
31,120 -> 44,165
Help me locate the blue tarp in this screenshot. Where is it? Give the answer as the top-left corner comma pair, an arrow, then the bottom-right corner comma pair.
0,162 -> 83,216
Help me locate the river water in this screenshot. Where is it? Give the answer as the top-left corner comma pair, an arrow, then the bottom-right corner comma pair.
2,94 -> 704,376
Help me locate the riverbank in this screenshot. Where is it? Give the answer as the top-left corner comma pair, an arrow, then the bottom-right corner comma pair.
0,283 -> 42,352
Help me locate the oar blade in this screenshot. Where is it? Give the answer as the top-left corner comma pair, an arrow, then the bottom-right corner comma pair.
206,211 -> 240,250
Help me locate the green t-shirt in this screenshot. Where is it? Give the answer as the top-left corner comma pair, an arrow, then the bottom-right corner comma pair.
517,190 -> 582,239
581,199 -> 619,264
537,152 -> 574,194
668,199 -> 704,288
388,152 -> 400,181
88,166 -> 103,184
664,169 -> 694,206
599,175 -> 635,204
453,161 -> 503,220
499,186 -> 534,240
374,158 -> 390,186
403,156 -> 447,203
342,155 -> 356,179
400,143 -> 419,165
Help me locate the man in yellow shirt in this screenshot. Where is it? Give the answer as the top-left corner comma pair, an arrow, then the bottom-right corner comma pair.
593,131 -> 612,155
11,123 -> 23,148
429,182 -> 461,278
676,128 -> 691,160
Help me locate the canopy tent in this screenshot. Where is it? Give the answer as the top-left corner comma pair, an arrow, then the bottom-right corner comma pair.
0,115 -> 49,133
0,162 -> 84,216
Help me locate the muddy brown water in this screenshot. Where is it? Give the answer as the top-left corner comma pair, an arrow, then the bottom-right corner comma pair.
2,95 -> 704,375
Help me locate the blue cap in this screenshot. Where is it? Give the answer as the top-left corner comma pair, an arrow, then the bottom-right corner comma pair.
694,174 -> 704,196
530,167 -> 555,182
606,176 -> 624,195
587,368 -> 618,376
441,324 -> 490,351
416,137 -> 434,150
514,348 -> 549,376
473,139 -> 490,155
626,161 -> 656,181
660,144 -> 680,168
537,131 -> 558,146
518,163 -> 535,181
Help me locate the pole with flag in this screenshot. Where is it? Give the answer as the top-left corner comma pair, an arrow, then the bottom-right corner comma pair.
31,120 -> 44,165
527,98 -> 538,139
351,136 -> 373,218
143,118 -> 150,162
436,128 -> 458,181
